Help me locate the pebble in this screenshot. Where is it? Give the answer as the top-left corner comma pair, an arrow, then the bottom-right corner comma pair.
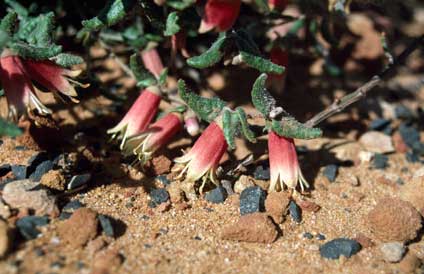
2,180 -> 59,217
380,242 -> 405,263
406,151 -> 420,163
205,186 -> 228,204
354,233 -> 374,248
167,183 -> 185,204
395,105 -> 414,120
239,186 -> 266,215
220,180 -> 234,195
58,208 -> 98,248
11,165 -> 29,180
40,170 -> 66,191
392,132 -> 409,153
289,201 -> 302,223
149,188 -> 170,208
359,131 -> 394,154
253,165 -> 270,180
16,216 -> 49,240
0,164 -> 11,177
234,175 -> 255,194
62,200 -> 84,213
27,152 -> 49,173
303,232 -> 313,239
367,197 -> 422,242
298,200 -> 321,212
317,234 -> 326,241
29,160 -> 54,181
399,123 -> 420,148
0,219 -> 11,257
323,165 -> 338,182
265,191 -> 290,223
319,238 -> 361,259
369,118 -> 391,131
221,213 -> 279,244
150,155 -> 172,175
372,153 -> 388,169
98,215 -> 115,237
67,174 -> 91,190
155,175 -> 170,186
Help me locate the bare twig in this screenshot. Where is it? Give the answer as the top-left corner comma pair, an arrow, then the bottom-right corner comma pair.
305,34 -> 424,128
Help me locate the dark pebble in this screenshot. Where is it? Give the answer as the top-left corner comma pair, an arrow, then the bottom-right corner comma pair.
289,201 -> 302,223
149,188 -> 170,207
27,152 -> 49,173
144,244 -> 152,249
156,175 -> 170,186
253,166 -> 270,180
50,261 -> 63,269
239,186 -> 266,215
412,142 -> 424,156
317,234 -> 326,240
62,200 -> 84,213
67,174 -> 91,190
194,236 -> 202,240
16,216 -> 49,240
98,215 -> 115,237
303,232 -> 313,239
221,180 -> 234,195
369,118 -> 391,131
372,154 -> 388,169
323,164 -> 338,182
399,123 -> 420,148
29,160 -> 54,181
406,151 -> 420,163
14,146 -> 27,151
205,186 -> 228,204
11,165 -> 29,180
58,212 -> 72,220
34,247 -> 45,257
0,164 -> 11,177
319,238 -> 361,259
0,140 -> 3,146
395,105 -> 414,120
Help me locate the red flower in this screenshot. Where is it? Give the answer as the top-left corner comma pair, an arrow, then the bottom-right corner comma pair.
174,122 -> 227,191
171,31 -> 189,58
199,0 -> 241,33
268,131 -> 308,192
124,113 -> 183,164
141,48 -> 164,78
268,0 -> 288,11
184,110 -> 200,136
0,52 -> 85,118
107,87 -> 161,148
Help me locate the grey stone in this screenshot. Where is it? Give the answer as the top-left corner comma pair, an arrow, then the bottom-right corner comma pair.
319,238 -> 361,259
380,242 -> 406,263
16,216 -> 49,240
205,186 -> 227,204
239,186 -> 266,215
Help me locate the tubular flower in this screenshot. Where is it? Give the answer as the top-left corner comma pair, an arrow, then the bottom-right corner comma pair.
184,110 -> 200,136
0,54 -> 49,117
174,122 -> 227,191
107,87 -> 161,148
198,0 -> 241,33
123,113 -> 183,165
141,48 -> 164,78
268,131 -> 309,192
268,0 -> 288,11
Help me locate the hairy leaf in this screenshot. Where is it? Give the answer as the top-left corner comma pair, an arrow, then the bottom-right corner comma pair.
222,109 -> 238,149
5,0 -> 28,18
187,33 -> 227,69
166,0 -> 195,10
129,54 -> 157,87
9,42 -> 62,59
158,68 -> 168,86
51,53 -> 84,67
251,73 -> 276,118
178,79 -> 226,122
240,51 -> 284,74
164,12 -> 180,36
0,12 -> 17,36
235,107 -> 256,143
0,118 -> 22,137
82,0 -> 135,31
271,118 -> 322,139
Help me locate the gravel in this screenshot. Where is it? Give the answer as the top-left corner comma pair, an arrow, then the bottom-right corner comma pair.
205,186 -> 228,204
319,238 -> 361,259
16,216 -> 49,240
380,242 -> 406,263
323,165 -> 338,182
239,186 -> 266,215
98,215 -> 115,237
149,188 -> 170,208
289,201 -> 302,223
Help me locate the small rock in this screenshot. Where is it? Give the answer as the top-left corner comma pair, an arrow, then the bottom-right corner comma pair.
399,123 -> 420,148
323,165 -> 338,182
317,234 -> 326,241
0,219 -> 12,258
297,200 -> 321,212
303,232 -> 313,239
234,175 -> 255,194
358,151 -> 374,163
372,153 -> 388,169
253,165 -> 270,180
155,175 -> 170,186
367,197 -> 422,242
29,160 -> 54,181
369,118 -> 391,131
27,152 -> 49,173
150,155 -> 172,175
67,174 -> 91,190
91,248 -> 123,274
399,253 -> 422,273
58,208 -> 98,248
392,132 -> 409,153
205,186 -> 227,204
221,180 -> 234,195
221,213 -> 279,244
265,192 -> 290,223
40,170 -> 66,191
354,233 -> 374,248
239,186 -> 266,215
62,200 -> 84,213
2,180 -> 59,217
395,105 -> 414,120
167,183 -> 185,203
289,201 -> 302,223
149,188 -> 170,208
359,131 -> 394,154
319,238 -> 361,259
0,164 -> 11,177
98,215 -> 115,237
16,216 -> 49,240
380,242 -> 405,263
11,165 -> 29,180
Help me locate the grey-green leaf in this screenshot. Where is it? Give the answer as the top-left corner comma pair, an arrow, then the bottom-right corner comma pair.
239,51 -> 284,74
0,118 -> 22,137
82,0 -> 135,31
222,109 -> 237,149
9,42 -> 62,59
235,107 -> 256,143
51,53 -> 84,67
0,12 -> 17,36
251,73 -> 276,118
271,118 -> 322,139
164,12 -> 180,36
187,33 -> 227,69
178,79 -> 226,122
130,54 -> 157,87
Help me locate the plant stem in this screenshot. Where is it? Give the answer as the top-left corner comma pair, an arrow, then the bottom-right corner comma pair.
305,34 -> 424,128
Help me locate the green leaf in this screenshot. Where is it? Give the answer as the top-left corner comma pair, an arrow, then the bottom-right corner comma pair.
31,12 -> 55,47
166,0 -> 195,10
0,30 -> 10,49
234,29 -> 261,55
158,68 -> 168,86
222,109 -> 238,149
0,12 -> 17,36
0,118 -> 22,137
129,54 -> 157,87
82,0 -> 135,31
239,51 -> 284,74
235,107 -> 256,143
254,0 -> 270,13
251,73 -> 276,118
51,53 -> 84,67
187,33 -> 227,69
164,12 -> 180,36
5,0 -> 29,18
271,117 -> 322,139
9,42 -> 62,59
178,79 -> 226,122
